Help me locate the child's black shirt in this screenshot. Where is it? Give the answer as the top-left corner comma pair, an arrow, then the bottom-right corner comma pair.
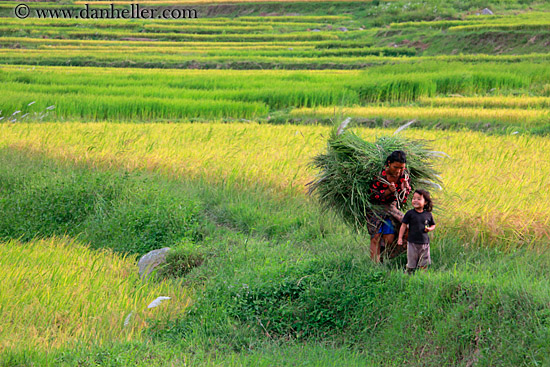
402,209 -> 435,244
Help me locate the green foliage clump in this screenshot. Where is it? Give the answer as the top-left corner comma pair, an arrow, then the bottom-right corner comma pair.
222,257 -> 389,339
308,124 -> 442,232
156,240 -> 206,279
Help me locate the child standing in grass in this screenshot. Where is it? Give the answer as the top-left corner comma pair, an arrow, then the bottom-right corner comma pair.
397,189 -> 436,273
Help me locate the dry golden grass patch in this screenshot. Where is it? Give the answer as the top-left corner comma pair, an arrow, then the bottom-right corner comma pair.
0,236 -> 191,352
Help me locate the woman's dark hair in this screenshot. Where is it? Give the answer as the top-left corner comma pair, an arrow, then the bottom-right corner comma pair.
414,189 -> 433,212
385,150 -> 407,165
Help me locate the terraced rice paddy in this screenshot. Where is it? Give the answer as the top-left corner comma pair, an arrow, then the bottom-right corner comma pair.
1,1 -> 550,364
1,62 -> 549,128
1,123 -> 548,245
0,2 -> 548,244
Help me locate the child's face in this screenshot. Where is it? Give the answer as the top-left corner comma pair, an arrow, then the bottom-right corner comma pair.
411,192 -> 425,210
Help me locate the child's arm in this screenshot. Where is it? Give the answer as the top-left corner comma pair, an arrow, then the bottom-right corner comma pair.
424,224 -> 436,232
424,214 -> 436,232
397,223 -> 408,245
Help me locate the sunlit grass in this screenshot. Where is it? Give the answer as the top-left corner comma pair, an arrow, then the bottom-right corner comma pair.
1,63 -> 545,122
0,236 -> 191,353
419,96 -> 550,109
0,122 -> 547,245
290,105 -> 549,124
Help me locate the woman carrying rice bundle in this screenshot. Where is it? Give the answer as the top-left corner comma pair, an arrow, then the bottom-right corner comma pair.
308,121 -> 442,264
367,150 -> 411,263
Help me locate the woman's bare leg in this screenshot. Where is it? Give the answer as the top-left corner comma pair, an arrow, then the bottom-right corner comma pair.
382,234 -> 395,247
370,233 -> 381,263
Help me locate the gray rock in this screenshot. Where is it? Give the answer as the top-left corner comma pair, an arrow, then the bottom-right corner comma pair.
338,27 -> 348,32
311,29 -> 321,32
481,8 -> 494,15
138,247 -> 170,279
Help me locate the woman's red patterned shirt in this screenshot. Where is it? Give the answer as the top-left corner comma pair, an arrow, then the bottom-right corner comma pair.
369,169 -> 411,205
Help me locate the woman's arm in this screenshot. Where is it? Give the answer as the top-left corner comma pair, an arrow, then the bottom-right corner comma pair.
369,179 -> 392,203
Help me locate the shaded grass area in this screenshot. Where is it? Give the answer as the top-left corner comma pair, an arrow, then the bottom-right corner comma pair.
0,147 -> 202,255
0,146 -> 549,365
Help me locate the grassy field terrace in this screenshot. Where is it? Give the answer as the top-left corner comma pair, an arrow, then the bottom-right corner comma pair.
1,1 -> 550,365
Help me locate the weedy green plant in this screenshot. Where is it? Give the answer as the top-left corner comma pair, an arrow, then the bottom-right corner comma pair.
156,239 -> 206,279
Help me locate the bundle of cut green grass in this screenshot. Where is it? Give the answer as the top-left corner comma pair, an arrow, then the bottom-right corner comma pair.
308,120 -> 444,232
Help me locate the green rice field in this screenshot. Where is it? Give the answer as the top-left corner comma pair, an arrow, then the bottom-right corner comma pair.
1,0 -> 550,365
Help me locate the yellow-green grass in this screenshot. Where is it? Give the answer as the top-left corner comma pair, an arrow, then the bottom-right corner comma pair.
0,36 -> 318,48
29,45 -> 315,52
0,44 -> 406,56
0,14 -> 350,24
0,28 -> 340,42
390,12 -> 550,30
389,19 -> 480,29
0,18 -> 326,28
290,106 -> 549,124
2,46 -> 550,68
448,22 -> 550,32
0,47 -> 397,60
0,24 -> 306,35
73,0 -> 371,4
0,236 -> 191,353
0,123 -> 548,245
419,96 -> 550,109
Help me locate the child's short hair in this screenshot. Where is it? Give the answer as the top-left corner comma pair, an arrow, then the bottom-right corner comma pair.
414,189 -> 433,212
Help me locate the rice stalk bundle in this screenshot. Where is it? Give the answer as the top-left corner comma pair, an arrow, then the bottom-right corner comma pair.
308,120 -> 443,232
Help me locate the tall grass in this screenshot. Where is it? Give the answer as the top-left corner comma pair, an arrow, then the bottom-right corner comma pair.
0,90 -> 269,121
419,96 -> 550,109
0,122 -> 547,245
0,237 -> 190,353
291,105 -> 549,124
0,64 -> 546,122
